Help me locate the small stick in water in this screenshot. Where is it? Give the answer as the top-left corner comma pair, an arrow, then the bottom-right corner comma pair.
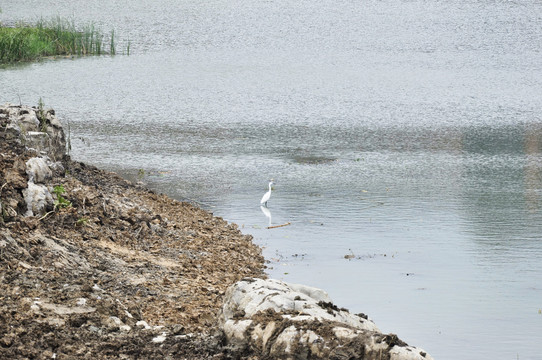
267,222 -> 291,229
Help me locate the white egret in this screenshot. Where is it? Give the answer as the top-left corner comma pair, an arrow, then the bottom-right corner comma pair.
260,180 -> 274,207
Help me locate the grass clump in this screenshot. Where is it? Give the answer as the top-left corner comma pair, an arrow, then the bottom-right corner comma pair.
0,17 -> 117,63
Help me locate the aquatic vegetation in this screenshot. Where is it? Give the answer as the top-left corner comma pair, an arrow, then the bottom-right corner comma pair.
0,17 -> 118,63
109,29 -> 115,55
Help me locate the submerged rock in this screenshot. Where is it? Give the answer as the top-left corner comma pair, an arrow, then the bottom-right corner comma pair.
220,278 -> 433,360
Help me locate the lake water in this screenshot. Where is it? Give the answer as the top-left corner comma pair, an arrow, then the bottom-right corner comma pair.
2,1 -> 542,358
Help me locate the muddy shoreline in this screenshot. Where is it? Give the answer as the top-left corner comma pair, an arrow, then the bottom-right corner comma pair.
1,105 -> 266,358
1,104 -> 434,359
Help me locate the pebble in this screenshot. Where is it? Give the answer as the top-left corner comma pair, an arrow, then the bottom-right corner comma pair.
136,320 -> 151,330
152,332 -> 167,343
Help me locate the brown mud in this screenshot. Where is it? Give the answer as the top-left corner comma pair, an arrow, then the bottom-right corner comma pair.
0,138 -> 266,359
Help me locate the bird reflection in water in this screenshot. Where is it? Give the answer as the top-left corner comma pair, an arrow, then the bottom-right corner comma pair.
260,205 -> 272,227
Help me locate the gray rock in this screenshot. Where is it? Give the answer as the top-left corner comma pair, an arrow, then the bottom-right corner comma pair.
18,111 -> 40,132
220,278 -> 433,360
26,157 -> 53,184
25,131 -> 51,156
22,182 -> 53,217
220,278 -> 378,332
5,122 -> 21,140
1,103 -> 67,160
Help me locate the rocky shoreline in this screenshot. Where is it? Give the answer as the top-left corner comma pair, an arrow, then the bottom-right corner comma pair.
1,103 -> 432,359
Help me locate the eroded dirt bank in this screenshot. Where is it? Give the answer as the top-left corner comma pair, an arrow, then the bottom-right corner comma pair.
1,134 -> 266,359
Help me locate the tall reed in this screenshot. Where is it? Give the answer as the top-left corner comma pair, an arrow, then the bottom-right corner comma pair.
0,17 -> 117,63
109,29 -> 115,55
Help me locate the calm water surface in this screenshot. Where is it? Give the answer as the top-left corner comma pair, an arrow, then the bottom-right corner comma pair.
2,1 -> 542,358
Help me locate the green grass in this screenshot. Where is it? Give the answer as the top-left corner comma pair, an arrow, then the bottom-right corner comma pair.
0,17 -> 117,63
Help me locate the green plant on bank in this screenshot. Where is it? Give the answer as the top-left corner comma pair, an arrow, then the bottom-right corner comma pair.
52,185 -> 72,210
75,216 -> 88,227
0,17 -> 126,63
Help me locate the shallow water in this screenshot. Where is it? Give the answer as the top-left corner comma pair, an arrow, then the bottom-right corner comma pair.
2,1 -> 542,358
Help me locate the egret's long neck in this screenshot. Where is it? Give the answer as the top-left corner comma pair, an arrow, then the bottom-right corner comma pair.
268,183 -> 273,191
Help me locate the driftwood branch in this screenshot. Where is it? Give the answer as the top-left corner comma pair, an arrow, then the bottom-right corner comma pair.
267,222 -> 291,229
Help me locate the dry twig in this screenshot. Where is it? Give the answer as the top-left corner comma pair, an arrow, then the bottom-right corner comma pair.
267,222 -> 291,229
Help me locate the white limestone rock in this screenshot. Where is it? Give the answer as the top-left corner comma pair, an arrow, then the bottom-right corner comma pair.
18,111 -> 40,132
22,182 -> 53,217
26,157 -> 53,184
1,103 -> 66,160
152,332 -> 167,343
220,278 -> 433,360
5,122 -> 21,140
220,278 -> 378,332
